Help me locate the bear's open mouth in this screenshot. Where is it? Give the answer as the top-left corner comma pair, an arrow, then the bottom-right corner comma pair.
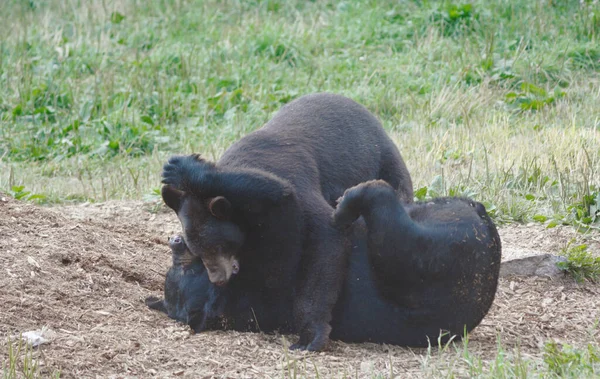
168,235 -> 184,250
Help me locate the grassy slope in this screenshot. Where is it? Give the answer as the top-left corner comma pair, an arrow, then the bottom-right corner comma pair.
1,0 -> 599,227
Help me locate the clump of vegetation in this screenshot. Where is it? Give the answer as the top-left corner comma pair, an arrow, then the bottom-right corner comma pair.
8,186 -> 46,204
430,3 -> 478,36
557,242 -> 600,283
569,189 -> 600,228
504,82 -> 566,112
2,337 -> 60,379
142,188 -> 165,214
543,341 -> 600,377
423,331 -> 600,378
565,45 -> 600,70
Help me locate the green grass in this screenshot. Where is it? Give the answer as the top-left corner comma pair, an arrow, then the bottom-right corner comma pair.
1,0 -> 599,227
276,332 -> 600,378
558,241 -> 600,283
421,334 -> 600,378
2,338 -> 60,379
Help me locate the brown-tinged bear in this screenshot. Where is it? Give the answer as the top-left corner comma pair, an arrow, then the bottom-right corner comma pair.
160,93 -> 413,351
331,180 -> 501,345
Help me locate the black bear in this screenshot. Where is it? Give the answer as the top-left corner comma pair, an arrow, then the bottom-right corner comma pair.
331,180 -> 502,345
161,93 -> 413,351
146,235 -> 293,334
144,235 -> 226,332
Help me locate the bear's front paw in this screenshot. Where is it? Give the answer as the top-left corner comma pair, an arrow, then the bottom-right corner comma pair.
161,154 -> 214,190
290,322 -> 331,352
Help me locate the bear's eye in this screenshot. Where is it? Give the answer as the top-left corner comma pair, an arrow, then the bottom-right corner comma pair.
206,263 -> 219,272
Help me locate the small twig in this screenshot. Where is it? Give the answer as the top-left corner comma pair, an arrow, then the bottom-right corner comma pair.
148,268 -> 166,278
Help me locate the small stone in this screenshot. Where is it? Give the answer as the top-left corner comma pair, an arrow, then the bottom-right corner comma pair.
500,254 -> 567,278
16,329 -> 54,347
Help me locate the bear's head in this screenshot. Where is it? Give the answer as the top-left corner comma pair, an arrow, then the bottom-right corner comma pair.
168,234 -> 198,268
162,186 -> 243,286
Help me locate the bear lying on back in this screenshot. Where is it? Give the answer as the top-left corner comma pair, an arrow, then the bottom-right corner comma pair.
144,235 -> 225,332
160,93 -> 413,351
146,235 -> 293,334
331,180 -> 501,345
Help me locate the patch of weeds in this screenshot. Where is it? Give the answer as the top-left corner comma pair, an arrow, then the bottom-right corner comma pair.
110,11 -> 125,25
487,58 -> 519,86
462,56 -> 520,88
494,197 -> 535,224
241,0 -> 284,13
7,185 -> 47,203
573,2 -> 600,41
206,89 -> 250,119
142,188 -> 164,214
414,175 -> 445,201
447,185 -> 478,199
262,90 -> 297,112
528,64 -> 570,87
132,30 -> 159,52
414,186 -> 429,202
565,189 -> 600,229
16,82 -> 73,118
253,33 -> 301,66
6,119 -> 94,161
91,120 -> 170,158
413,177 -> 477,201
461,66 -> 485,86
543,341 -> 600,376
208,77 -> 241,93
408,79 -> 432,95
437,148 -> 470,166
478,200 -> 499,220
565,45 -> 600,70
557,242 -> 600,283
2,337 -> 61,379
160,54 -> 185,77
5,116 -> 171,162
424,331 -> 535,377
504,82 -> 566,111
264,0 -> 283,13
527,179 -> 599,230
430,3 -> 478,36
143,90 -> 180,124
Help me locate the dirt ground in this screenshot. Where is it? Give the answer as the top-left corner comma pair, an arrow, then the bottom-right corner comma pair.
1,195 -> 599,378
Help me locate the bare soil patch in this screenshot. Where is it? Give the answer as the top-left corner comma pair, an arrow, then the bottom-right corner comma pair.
1,197 -> 599,378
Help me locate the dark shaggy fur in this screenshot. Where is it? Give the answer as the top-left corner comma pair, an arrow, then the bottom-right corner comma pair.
146,235 -> 293,334
144,235 -> 225,332
160,93 -> 413,351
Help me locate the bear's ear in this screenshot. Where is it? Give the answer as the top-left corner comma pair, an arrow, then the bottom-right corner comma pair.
207,196 -> 232,220
162,185 -> 185,212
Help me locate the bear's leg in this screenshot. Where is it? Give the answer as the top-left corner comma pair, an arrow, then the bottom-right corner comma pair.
378,148 -> 414,203
292,200 -> 349,351
145,296 -> 168,314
